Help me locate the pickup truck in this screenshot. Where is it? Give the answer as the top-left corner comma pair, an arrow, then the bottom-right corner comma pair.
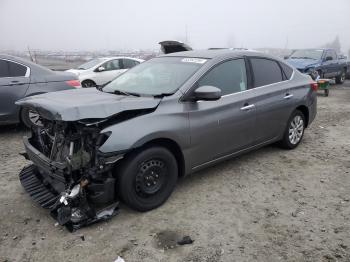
285,48 -> 347,84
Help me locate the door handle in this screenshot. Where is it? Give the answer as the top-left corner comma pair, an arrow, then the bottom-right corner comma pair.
9,80 -> 25,85
283,94 -> 293,99
240,104 -> 255,111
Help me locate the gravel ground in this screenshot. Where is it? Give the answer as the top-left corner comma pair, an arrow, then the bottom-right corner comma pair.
0,82 -> 350,262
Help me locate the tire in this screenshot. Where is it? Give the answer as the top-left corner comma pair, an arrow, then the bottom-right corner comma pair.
81,80 -> 96,88
335,69 -> 346,84
116,146 -> 178,212
279,110 -> 306,150
324,89 -> 329,97
21,107 -> 43,128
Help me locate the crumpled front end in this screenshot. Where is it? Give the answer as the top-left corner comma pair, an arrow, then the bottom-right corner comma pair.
20,119 -> 122,231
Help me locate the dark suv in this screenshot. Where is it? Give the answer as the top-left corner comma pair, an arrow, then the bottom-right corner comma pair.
286,48 -> 347,83
18,50 -> 317,230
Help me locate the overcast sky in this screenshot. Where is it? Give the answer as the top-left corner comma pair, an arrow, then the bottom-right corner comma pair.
1,0 -> 349,52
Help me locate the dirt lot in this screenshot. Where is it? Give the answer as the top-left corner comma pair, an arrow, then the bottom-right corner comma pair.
0,82 -> 349,262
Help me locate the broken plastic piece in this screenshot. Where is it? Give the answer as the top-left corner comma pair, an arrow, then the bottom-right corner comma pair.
177,236 -> 194,245
114,256 -> 125,262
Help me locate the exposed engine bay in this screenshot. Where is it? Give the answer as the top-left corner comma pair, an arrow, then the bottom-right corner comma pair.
20,119 -> 122,231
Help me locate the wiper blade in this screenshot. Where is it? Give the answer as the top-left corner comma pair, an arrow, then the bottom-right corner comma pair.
291,56 -> 316,60
113,90 -> 140,97
153,93 -> 173,98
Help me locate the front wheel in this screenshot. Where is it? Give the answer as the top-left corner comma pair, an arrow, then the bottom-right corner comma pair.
116,146 -> 178,212
279,110 -> 305,149
21,107 -> 43,128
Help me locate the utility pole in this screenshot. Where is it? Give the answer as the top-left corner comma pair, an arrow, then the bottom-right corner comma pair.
284,36 -> 289,50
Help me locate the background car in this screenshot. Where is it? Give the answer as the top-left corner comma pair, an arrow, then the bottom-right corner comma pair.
285,48 -> 347,83
66,57 -> 144,87
0,54 -> 81,127
339,54 -> 350,79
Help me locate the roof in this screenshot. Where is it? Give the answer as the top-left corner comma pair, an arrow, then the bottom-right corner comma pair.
0,54 -> 53,74
99,56 -> 144,61
161,49 -> 273,59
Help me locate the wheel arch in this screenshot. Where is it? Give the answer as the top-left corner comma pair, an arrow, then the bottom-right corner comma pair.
138,138 -> 185,178
81,79 -> 96,86
295,105 -> 309,127
19,92 -> 46,124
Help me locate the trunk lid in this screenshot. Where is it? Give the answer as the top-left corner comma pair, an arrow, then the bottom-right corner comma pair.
159,40 -> 193,54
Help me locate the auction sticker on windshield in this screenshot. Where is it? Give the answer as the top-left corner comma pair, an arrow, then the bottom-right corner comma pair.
181,58 -> 207,64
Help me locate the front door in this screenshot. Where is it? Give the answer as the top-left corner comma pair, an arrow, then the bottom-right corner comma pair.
187,58 -> 257,168
323,50 -> 338,78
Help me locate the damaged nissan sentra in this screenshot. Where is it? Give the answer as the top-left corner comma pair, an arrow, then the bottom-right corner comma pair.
16,49 -> 317,231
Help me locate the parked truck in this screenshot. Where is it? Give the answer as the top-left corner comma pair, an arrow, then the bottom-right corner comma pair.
285,48 -> 347,84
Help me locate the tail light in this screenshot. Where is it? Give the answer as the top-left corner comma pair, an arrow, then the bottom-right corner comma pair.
311,82 -> 318,91
66,80 -> 81,88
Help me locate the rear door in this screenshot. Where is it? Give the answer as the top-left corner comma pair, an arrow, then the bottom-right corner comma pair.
248,58 -> 295,144
188,58 -> 257,168
0,59 -> 30,122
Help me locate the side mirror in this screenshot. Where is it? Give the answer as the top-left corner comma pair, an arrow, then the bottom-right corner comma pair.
193,85 -> 221,101
97,66 -> 105,72
284,55 -> 290,60
325,56 -> 333,61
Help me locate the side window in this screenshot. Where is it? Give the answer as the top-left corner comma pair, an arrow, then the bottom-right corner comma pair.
0,60 -> 27,77
250,58 -> 283,87
325,51 -> 335,61
0,59 -> 10,77
8,61 -> 27,77
123,59 -> 139,69
330,50 -> 337,60
197,59 -> 247,96
103,59 -> 121,71
280,62 -> 293,80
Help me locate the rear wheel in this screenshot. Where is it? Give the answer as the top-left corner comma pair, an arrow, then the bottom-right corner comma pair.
335,69 -> 346,84
116,146 -> 178,212
21,107 -> 43,128
82,80 -> 96,88
279,110 -> 305,149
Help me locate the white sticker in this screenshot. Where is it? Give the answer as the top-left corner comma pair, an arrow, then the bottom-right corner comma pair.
181,58 -> 207,64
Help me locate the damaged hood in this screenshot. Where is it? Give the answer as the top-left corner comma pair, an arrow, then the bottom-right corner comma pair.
16,88 -> 161,121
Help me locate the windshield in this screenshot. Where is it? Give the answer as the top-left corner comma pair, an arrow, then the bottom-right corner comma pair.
77,58 -> 105,70
103,57 -> 206,96
290,50 -> 323,60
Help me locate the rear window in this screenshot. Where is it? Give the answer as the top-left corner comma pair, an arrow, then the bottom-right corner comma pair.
280,62 -> 293,80
250,58 -> 283,87
0,59 -> 27,77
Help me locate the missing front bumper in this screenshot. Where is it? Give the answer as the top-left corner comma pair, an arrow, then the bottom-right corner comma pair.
19,165 -> 119,232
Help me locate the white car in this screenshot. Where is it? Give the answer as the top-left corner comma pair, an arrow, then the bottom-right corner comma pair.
67,57 -> 144,87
